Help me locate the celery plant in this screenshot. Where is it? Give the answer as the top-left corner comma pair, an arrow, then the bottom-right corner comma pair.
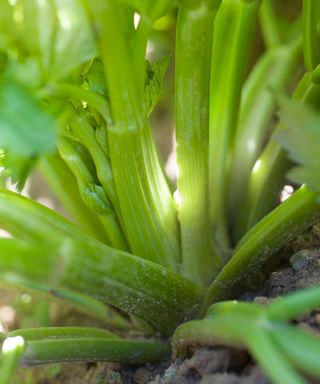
0,0 -> 320,383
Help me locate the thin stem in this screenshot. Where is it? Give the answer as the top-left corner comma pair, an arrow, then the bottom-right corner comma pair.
0,189 -> 96,244
0,274 -> 132,331
235,68 -> 320,237
209,0 -> 260,260
303,0 -> 320,70
39,154 -> 108,243
58,137 -> 128,250
0,336 -> 25,384
19,338 -> 170,366
7,327 -> 117,341
266,285 -> 320,321
259,0 -> 282,49
247,329 -> 306,384
270,326 -> 320,379
175,0 -> 221,286
39,83 -> 112,123
228,37 -> 302,242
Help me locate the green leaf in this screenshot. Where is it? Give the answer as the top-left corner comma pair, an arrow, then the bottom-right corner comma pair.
0,0 -> 96,82
144,56 -> 169,116
0,77 -> 56,189
274,96 -> 320,194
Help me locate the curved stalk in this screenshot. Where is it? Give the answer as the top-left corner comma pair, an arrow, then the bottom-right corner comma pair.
59,137 -> 128,250
228,37 -> 301,241
203,186 -> 320,310
234,68 -> 320,239
39,154 -> 108,243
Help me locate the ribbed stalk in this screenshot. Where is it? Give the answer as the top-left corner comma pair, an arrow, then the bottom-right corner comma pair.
0,238 -> 202,336
175,0 -> 221,286
208,0 -> 260,260
86,0 -> 180,270
107,127 -> 180,268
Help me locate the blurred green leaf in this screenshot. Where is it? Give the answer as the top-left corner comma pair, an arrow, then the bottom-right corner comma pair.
274,96 -> 320,195
0,77 -> 56,189
0,0 -> 96,82
144,56 -> 169,116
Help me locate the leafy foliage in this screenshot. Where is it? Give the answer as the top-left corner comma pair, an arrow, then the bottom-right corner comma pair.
275,96 -> 320,195
0,77 -> 56,189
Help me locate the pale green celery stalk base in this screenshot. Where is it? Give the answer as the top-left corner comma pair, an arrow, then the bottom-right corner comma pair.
175,0 -> 222,286
0,335 -> 25,384
86,0 -> 180,270
234,69 -> 320,239
202,186 -> 320,311
209,0 -> 260,260
228,38 -> 301,238
39,154 -> 108,243
0,238 -> 202,336
108,126 -> 180,270
0,275 -> 132,331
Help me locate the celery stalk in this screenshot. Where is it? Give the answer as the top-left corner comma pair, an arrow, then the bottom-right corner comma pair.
85,0 -> 180,270
208,0 -> 260,260
175,0 -> 221,286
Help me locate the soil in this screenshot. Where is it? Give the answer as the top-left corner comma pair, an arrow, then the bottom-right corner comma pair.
14,223 -> 320,383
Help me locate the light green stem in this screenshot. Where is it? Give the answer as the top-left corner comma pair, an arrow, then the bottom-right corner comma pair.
39,154 -> 108,243
58,137 -> 128,250
303,0 -> 320,70
209,0 -> 260,260
175,0 -> 221,286
86,0 -> 180,269
228,37 -> 301,242
235,68 -> 320,236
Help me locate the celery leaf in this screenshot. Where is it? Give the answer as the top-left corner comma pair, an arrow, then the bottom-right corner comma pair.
0,78 -> 56,189
275,97 -> 320,194
144,56 -> 169,116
